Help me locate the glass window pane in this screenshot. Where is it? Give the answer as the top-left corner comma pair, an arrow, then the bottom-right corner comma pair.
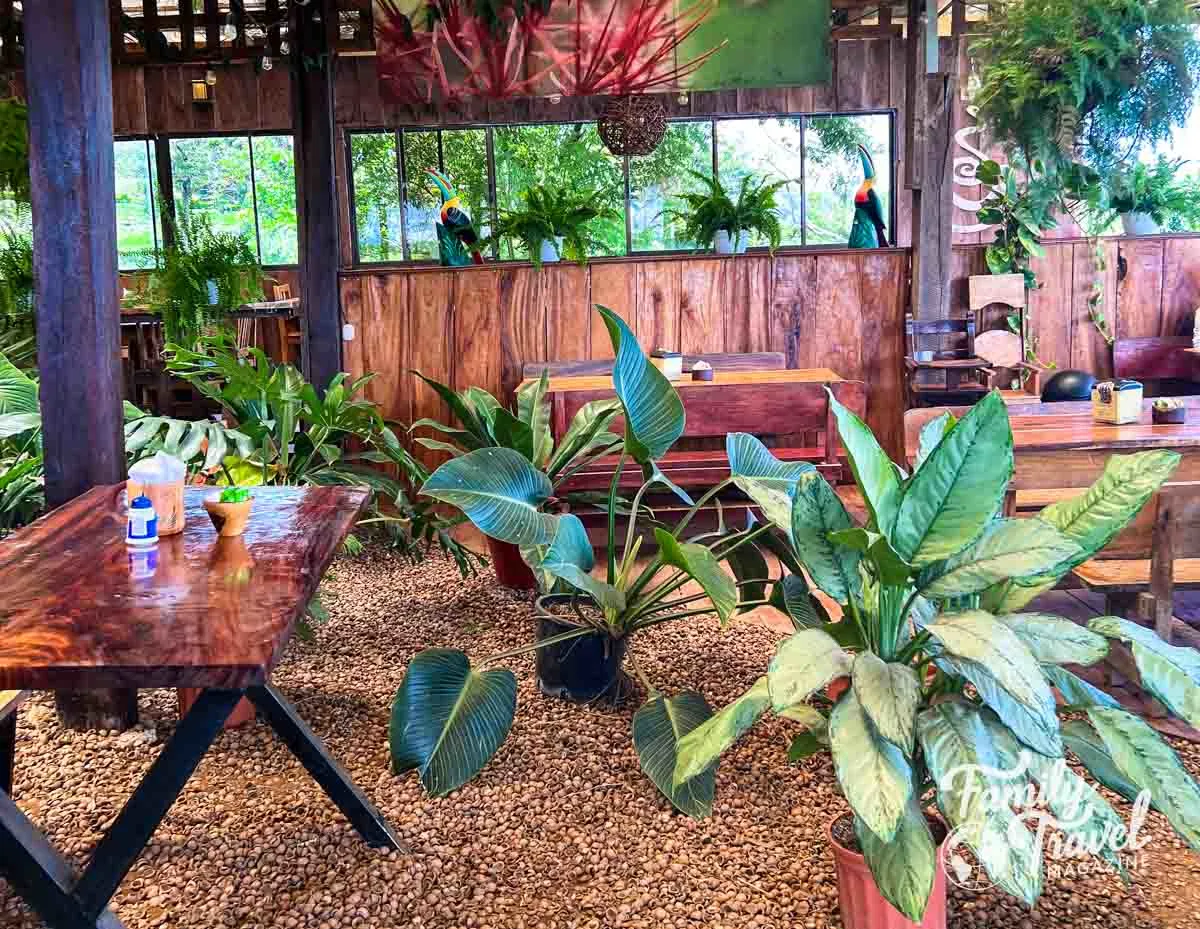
402,130 -> 441,262
170,136 -> 256,252
350,132 -> 402,263
440,128 -> 490,249
630,121 -> 713,251
493,123 -> 624,259
805,114 -> 893,247
251,135 -> 298,265
114,139 -> 157,269
716,117 -> 803,247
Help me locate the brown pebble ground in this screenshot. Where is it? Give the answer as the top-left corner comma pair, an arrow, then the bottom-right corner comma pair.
4,547 -> 1200,929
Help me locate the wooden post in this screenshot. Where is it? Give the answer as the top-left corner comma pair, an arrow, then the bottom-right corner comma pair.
909,71 -> 957,320
25,0 -> 137,730
290,0 -> 343,388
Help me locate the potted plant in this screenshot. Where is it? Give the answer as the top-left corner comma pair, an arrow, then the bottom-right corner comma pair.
664,396 -> 1189,926
1107,157 -> 1200,236
667,170 -> 786,255
1153,397 -> 1187,424
410,370 -> 623,588
972,160 -> 1056,290
204,485 -> 254,537
394,305 -> 795,811
485,184 -> 618,268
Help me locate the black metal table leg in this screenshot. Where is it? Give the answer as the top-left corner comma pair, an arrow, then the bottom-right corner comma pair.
0,789 -> 127,929
247,684 -> 404,851
1,710 -> 15,795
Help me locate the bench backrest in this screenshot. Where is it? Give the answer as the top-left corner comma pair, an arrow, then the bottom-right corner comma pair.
523,351 -> 786,380
1114,336 -> 1197,382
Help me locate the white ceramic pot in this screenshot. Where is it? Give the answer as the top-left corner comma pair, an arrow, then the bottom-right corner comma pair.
735,231 -> 749,254
1121,212 -> 1160,237
538,237 -> 564,264
206,279 -> 220,305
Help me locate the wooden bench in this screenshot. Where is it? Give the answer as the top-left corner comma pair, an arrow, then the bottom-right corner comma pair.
0,689 -> 27,794
522,351 -> 786,380
538,370 -> 866,493
1114,336 -> 1200,396
1072,485 -> 1200,640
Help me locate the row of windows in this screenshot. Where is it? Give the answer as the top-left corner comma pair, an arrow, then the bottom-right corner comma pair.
348,113 -> 894,263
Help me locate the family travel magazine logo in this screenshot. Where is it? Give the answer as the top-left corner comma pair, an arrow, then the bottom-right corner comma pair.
939,750 -> 1151,890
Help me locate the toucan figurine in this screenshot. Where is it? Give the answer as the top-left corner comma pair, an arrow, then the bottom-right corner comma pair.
427,169 -> 483,267
848,145 -> 889,249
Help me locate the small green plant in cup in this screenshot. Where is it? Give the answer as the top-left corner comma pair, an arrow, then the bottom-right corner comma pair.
219,486 -> 252,504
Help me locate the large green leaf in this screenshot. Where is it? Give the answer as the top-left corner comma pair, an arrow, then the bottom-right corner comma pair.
830,690 -> 912,841
852,651 -> 920,752
521,513 -> 601,598
1060,718 -> 1144,803
1042,665 -> 1119,709
983,711 -> 1128,881
674,676 -> 771,786
719,529 -> 771,612
490,408 -> 535,463
927,610 -> 1061,756
0,352 -> 37,415
389,648 -> 517,797
918,700 -> 1043,906
914,411 -> 956,473
726,432 -> 816,530
654,529 -> 737,626
767,572 -> 829,629
768,627 -> 852,711
997,613 -> 1109,666
828,527 -> 912,586
596,305 -> 684,463
545,398 -> 622,482
828,389 -> 901,533
789,471 -> 862,604
855,798 -> 937,923
0,411 -> 39,439
983,451 -> 1181,612
421,447 -> 554,546
917,519 -> 1080,599
1090,616 -> 1200,728
1086,706 -> 1200,851
516,370 -> 554,469
633,691 -> 716,819
893,391 -> 1013,567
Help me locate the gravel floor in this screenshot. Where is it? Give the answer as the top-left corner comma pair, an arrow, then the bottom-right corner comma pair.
3,548 -> 1200,929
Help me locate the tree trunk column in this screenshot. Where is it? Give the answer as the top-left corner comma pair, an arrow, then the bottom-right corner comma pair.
25,0 -> 136,731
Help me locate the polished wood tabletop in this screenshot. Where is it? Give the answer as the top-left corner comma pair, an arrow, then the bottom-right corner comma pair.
0,485 -> 366,691
528,367 -> 845,393
1006,414 -> 1200,452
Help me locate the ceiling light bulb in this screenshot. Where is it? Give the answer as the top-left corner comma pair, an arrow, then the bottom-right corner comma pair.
262,55 -> 273,70
205,69 -> 217,86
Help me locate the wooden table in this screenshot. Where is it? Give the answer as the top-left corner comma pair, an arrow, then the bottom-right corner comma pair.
0,485 -> 400,929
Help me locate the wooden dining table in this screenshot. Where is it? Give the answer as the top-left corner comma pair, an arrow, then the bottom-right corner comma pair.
0,485 -> 401,929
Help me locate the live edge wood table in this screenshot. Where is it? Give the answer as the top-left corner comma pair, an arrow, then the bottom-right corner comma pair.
0,485 -> 401,929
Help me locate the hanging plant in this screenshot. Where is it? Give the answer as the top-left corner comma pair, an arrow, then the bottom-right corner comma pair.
971,0 -> 1200,173
0,97 -> 28,205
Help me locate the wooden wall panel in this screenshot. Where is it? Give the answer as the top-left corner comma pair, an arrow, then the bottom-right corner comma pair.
1070,241 -> 1117,380
812,255 -> 866,383
1026,244 -> 1074,372
769,254 -> 819,368
451,269 -> 504,398
497,267 -> 548,394
544,264 -> 592,367
1118,238 -> 1166,339
635,261 -> 682,351
859,252 -> 907,458
724,257 -> 773,353
588,262 -> 637,359
679,259 -> 727,355
1161,237 -> 1200,336
407,271 -> 456,468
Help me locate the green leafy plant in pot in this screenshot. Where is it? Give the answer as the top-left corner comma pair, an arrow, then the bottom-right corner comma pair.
484,184 -> 618,268
1105,157 -> 1200,236
660,395 -> 1187,926
393,305 -> 788,810
666,170 -> 786,255
409,369 -> 623,588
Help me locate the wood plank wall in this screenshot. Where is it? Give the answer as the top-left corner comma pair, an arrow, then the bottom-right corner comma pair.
953,236 -> 1200,381
340,250 -> 910,462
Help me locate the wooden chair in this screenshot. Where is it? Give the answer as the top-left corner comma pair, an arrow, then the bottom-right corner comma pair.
0,690 -> 27,794
905,316 -> 994,408
523,351 -> 786,380
1071,485 -> 1200,641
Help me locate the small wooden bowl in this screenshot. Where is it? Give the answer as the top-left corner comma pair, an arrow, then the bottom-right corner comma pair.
1152,407 -> 1187,425
203,494 -> 253,537
691,367 -> 715,381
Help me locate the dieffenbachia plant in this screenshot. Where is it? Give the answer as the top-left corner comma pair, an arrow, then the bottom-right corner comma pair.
668,393 -> 1187,922
392,305 -> 784,812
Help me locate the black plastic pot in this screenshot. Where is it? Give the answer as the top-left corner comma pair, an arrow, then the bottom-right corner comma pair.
534,594 -> 627,703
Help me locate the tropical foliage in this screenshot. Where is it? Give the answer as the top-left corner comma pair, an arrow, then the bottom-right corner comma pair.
392,305 -> 778,808
665,397 -> 1186,922
482,184 -> 619,268
1104,156 -> 1200,230
165,335 -> 480,574
974,160 -> 1058,288
971,0 -> 1200,174
666,170 -> 787,253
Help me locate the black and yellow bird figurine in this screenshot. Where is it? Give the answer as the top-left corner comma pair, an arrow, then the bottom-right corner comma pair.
427,169 -> 483,267
848,145 -> 889,249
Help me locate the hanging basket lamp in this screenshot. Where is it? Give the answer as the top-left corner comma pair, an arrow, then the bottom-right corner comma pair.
597,96 -> 668,156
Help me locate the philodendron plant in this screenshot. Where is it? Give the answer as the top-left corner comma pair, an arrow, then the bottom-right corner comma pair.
410,370 -> 623,508
665,391 -> 1190,922
392,305 -> 795,811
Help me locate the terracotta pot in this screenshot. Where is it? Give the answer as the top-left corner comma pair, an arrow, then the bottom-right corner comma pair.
828,813 -> 948,929
486,536 -> 538,590
203,494 -> 253,537
177,688 -> 256,728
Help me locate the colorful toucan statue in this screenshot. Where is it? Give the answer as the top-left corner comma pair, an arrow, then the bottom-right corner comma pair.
427,169 -> 483,267
848,145 -> 889,249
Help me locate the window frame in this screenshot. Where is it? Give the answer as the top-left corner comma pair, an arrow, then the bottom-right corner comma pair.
113,135 -> 161,272
344,108 -> 898,268
116,129 -> 300,272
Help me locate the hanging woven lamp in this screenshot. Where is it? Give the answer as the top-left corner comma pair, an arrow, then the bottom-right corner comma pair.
597,95 -> 668,156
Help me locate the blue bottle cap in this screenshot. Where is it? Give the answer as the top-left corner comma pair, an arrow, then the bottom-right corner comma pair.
131,495 -> 154,509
